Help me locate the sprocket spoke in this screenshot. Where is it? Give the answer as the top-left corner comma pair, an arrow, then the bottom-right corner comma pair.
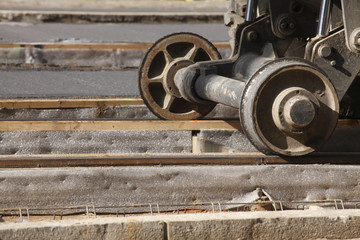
163,49 -> 174,64
148,76 -> 164,83
163,94 -> 176,110
185,45 -> 198,61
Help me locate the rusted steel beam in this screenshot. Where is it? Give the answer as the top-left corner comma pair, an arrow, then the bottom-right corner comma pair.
0,152 -> 359,168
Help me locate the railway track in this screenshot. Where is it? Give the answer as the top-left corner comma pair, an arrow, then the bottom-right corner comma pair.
0,96 -> 359,167
1,152 -> 360,168
1,92 -> 360,231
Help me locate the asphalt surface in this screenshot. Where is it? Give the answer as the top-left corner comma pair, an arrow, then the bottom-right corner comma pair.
0,70 -> 139,98
0,1 -> 226,12
0,22 -> 230,98
0,22 -> 228,43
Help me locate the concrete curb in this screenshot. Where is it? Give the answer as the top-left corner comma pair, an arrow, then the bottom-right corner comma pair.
0,210 -> 360,239
0,10 -> 224,24
0,43 -> 231,69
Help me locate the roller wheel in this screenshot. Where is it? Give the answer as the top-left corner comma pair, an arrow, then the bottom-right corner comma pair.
138,32 -> 221,120
240,58 -> 339,156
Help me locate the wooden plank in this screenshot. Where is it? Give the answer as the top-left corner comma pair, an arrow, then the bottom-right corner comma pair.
0,120 -> 242,131
0,119 -> 358,132
0,98 -> 144,109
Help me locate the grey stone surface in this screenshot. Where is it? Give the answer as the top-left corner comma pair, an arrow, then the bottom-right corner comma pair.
199,130 -> 258,152
0,130 -> 192,155
0,48 -> 231,69
1,210 -> 360,239
0,106 -> 156,120
199,128 -> 360,153
0,217 -> 165,240
0,70 -> 139,98
0,104 -> 238,120
0,165 -> 359,210
166,210 -> 360,239
0,22 -> 228,43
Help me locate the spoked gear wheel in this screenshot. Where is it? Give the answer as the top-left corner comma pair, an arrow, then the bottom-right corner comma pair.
138,32 -> 221,120
240,58 -> 339,156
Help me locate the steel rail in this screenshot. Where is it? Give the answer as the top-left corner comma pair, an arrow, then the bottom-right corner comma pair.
0,152 -> 359,168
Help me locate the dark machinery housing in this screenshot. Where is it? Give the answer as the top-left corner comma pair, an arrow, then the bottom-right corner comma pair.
139,0 -> 360,156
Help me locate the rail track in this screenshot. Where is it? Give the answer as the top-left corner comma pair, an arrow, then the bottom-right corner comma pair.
0,97 -> 360,167
1,152 -> 360,168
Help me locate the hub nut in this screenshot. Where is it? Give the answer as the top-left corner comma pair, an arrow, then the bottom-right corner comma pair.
283,96 -> 315,128
272,87 -> 319,133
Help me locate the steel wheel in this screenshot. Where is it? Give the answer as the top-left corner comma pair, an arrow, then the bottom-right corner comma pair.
240,58 -> 339,156
138,32 -> 221,120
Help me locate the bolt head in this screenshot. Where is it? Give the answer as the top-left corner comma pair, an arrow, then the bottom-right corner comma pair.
247,31 -> 258,41
318,46 -> 331,58
350,29 -> 360,52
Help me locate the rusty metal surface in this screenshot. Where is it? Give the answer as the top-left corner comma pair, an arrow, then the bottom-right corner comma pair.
0,153 -> 360,168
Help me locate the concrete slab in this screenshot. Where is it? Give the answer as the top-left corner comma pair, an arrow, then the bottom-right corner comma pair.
0,210 -> 360,239
0,165 -> 359,210
0,130 -> 192,155
0,215 -> 166,240
164,210 -> 360,239
0,70 -> 139,98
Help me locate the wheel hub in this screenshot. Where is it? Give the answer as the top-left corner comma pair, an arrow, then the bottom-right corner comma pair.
285,97 -> 315,128
164,59 -> 193,98
272,87 -> 319,133
240,59 -> 339,156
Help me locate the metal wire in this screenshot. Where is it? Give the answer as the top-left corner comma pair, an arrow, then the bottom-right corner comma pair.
1,199 -> 358,221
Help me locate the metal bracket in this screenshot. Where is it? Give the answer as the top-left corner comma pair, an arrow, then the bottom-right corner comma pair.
311,29 -> 360,100
341,0 -> 360,52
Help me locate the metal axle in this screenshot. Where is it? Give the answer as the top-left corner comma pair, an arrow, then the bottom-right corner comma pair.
174,55 -> 270,109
